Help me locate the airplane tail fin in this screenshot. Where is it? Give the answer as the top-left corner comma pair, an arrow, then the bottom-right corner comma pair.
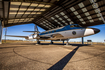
23,25 -> 40,34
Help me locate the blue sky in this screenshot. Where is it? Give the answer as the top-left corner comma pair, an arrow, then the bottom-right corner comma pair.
2,23 -> 105,42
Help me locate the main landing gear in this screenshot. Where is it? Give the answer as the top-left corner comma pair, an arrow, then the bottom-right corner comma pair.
51,40 -> 53,44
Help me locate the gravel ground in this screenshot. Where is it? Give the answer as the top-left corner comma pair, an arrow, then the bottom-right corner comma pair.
0,43 -> 105,70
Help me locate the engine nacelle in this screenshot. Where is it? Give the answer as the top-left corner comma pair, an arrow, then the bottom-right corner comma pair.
28,34 -> 38,39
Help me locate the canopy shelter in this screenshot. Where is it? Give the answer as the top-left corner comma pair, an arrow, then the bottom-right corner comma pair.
0,0 -> 105,44
0,0 -> 105,30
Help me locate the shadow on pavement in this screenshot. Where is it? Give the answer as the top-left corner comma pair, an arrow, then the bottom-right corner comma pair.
48,46 -> 81,70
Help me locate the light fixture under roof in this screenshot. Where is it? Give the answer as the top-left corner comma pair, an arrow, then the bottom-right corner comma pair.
58,22 -> 61,24
44,5 -> 51,8
87,16 -> 92,19
74,11 -> 79,15
8,20 -> 14,22
43,21 -> 46,23
18,12 -> 24,14
82,8 -> 87,12
20,19 -> 25,20
55,15 -> 59,18
9,12 -> 17,14
14,21 -> 18,23
15,19 -> 20,20
27,8 -> 34,11
78,2 -> 84,8
30,18 -> 34,20
19,21 -> 23,22
62,20 -> 65,23
89,0 -> 96,3
77,15 -> 81,18
70,7 -> 75,11
59,18 -> 62,20
99,18 -> 102,20
64,15 -> 68,18
94,9 -> 101,13
92,3 -> 99,9
82,22 -> 86,24
8,22 -> 13,23
14,20 -> 19,22
34,9 -> 40,11
89,20 -> 94,22
54,20 -> 57,22
36,12 -> 41,14
38,4 -> 45,7
31,3 -> 38,6
51,17 -> 54,19
19,8 -> 27,11
67,19 -> 71,21
11,2 -> 21,5
97,14 -> 100,17
22,2 -> 30,6
70,21 -> 73,24
84,12 -> 90,16
25,12 -> 31,14
60,12 -> 65,15
79,18 -> 84,21
10,8 -> 18,10
40,9 -> 46,11
31,12 -> 36,14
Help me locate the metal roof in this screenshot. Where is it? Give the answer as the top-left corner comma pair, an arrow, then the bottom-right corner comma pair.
0,0 -> 105,30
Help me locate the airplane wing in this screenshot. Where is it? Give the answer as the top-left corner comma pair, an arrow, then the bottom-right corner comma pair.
52,33 -> 64,38
5,35 -> 28,38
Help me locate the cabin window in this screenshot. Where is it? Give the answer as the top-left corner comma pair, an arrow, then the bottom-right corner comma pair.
54,30 -> 56,32
70,25 -> 74,28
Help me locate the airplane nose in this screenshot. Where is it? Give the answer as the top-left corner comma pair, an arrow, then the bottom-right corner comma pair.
92,28 -> 100,34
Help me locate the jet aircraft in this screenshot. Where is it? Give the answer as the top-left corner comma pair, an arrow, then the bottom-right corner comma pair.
6,24 -> 100,44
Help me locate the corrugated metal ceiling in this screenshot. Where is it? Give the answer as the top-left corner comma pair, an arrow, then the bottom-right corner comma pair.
0,0 -> 105,30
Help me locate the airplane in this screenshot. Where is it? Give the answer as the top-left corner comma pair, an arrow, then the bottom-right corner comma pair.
6,24 -> 100,44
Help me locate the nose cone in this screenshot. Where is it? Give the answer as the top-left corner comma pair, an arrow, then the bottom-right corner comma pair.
92,28 -> 100,34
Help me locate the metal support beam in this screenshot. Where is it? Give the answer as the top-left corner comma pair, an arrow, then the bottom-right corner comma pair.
0,20 -> 2,44
63,40 -> 64,44
82,37 -> 84,44
37,39 -> 40,44
66,39 -> 69,45
5,28 -> 7,43
51,40 -> 53,44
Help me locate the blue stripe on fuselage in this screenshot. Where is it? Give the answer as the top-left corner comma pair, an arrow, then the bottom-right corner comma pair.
39,24 -> 83,35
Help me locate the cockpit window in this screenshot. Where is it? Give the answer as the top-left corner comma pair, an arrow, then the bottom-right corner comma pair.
70,25 -> 81,28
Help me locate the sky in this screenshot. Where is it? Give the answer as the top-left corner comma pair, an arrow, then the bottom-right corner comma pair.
2,23 -> 105,42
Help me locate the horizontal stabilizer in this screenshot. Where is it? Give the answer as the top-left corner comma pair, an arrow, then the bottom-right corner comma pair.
5,35 -> 28,38
23,31 -> 40,33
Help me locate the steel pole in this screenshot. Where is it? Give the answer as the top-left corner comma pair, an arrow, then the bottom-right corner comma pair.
0,20 -> 2,44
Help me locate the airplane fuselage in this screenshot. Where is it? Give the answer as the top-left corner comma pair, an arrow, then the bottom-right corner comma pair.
28,24 -> 100,40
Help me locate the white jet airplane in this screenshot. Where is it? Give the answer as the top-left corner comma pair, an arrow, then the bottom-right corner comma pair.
6,24 -> 100,44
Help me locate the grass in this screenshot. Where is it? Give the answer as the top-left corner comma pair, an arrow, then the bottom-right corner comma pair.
2,40 -> 105,45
